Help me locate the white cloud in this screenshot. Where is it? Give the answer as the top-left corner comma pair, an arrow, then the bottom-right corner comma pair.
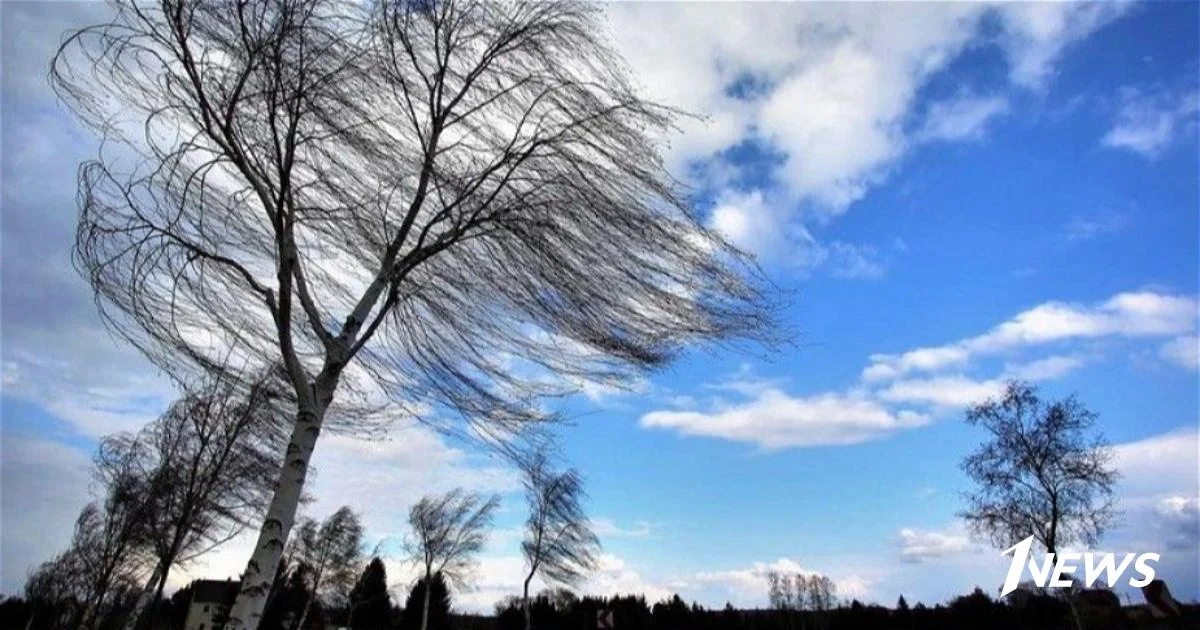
641,388 -> 929,450
593,518 -> 656,540
898,526 -> 972,563
1002,355 -> 1087,381
303,431 -> 520,541
707,189 -> 887,277
1112,427 -> 1199,502
691,558 -> 873,607
863,346 -> 971,382
1160,335 -> 1199,370
918,95 -> 1009,142
879,375 -> 1004,408
1152,496 -> 1200,552
645,292 -> 1193,449
994,1 -> 1132,88
864,291 -> 1198,381
1102,87 -> 1200,158
605,2 -> 1129,265
1065,210 -> 1129,243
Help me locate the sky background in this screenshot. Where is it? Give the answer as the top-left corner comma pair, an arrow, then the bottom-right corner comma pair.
2,0 -> 1198,613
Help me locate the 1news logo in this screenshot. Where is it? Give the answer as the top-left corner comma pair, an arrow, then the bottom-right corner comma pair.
999,536 -> 1160,597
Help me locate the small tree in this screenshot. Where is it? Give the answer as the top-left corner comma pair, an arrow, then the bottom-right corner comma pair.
348,558 -> 391,630
292,507 -> 365,630
24,552 -> 89,630
118,370 -> 286,630
406,490 -> 498,630
959,381 -> 1120,555
72,441 -> 163,630
399,574 -> 451,630
519,455 -> 599,630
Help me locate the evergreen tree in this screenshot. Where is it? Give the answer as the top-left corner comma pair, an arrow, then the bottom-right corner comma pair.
399,574 -> 451,630
897,595 -> 909,611
349,558 -> 392,630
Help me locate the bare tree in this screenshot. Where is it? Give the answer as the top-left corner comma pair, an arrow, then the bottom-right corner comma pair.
24,551 -> 89,630
802,574 -> 836,630
959,381 -> 1120,555
519,454 -> 598,630
116,370 -> 287,630
73,436 -> 168,630
406,490 -> 499,630
291,506 -> 365,630
765,572 -> 837,630
65,500 -> 146,630
53,1 -> 774,625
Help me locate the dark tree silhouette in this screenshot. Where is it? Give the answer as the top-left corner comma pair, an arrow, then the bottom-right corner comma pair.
520,453 -> 599,630
399,573 -> 451,630
72,446 -> 161,630
23,551 -> 89,630
348,558 -> 391,630
407,490 -> 498,630
51,2 -> 775,625
959,381 -> 1119,555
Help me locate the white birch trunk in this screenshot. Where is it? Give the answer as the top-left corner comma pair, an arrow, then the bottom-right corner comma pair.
121,563 -> 165,630
223,402 -> 325,630
522,574 -> 532,630
420,571 -> 432,630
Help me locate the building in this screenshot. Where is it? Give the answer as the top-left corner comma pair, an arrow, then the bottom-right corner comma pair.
183,579 -> 240,630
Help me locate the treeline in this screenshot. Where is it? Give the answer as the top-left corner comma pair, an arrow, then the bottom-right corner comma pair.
6,580 -> 1198,630
492,589 -> 1196,630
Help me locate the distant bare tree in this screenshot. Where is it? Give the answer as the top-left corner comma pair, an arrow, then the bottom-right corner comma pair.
407,490 -> 499,630
116,369 -> 288,630
53,1 -> 774,625
65,499 -> 146,630
802,574 -> 837,630
291,506 -> 365,630
24,551 -> 89,630
519,454 -> 599,630
959,381 -> 1120,555
766,571 -> 797,612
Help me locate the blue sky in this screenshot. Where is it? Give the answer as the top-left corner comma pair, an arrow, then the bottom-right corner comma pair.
2,0 -> 1198,612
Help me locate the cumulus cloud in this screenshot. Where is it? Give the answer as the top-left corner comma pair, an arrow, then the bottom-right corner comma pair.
604,1 -> 1128,264
1112,427 -> 1200,502
1153,496 -> 1200,552
691,558 -> 873,606
707,189 -> 889,277
993,1 -> 1132,88
641,387 -> 929,450
879,375 -> 1004,408
1102,86 -> 1200,158
898,526 -> 972,563
1160,335 -> 1199,370
864,291 -> 1198,381
917,95 -> 1009,143
1002,355 -> 1087,381
644,291 -> 1193,449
